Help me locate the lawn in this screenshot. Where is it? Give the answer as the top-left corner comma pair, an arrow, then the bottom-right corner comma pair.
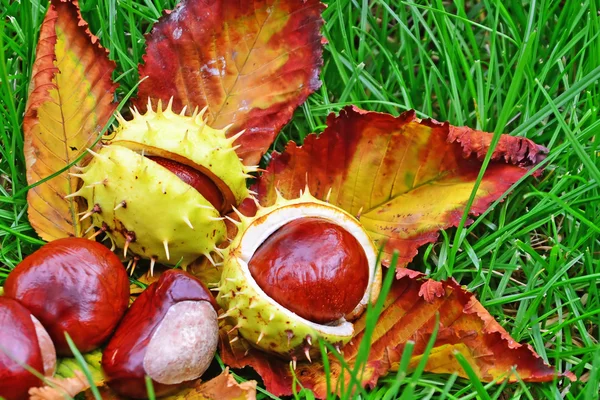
1,0 -> 599,399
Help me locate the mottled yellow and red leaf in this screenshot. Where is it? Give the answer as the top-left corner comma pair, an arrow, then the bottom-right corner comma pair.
253,106 -> 547,270
137,0 -> 324,165
220,275 -> 573,398
24,0 -> 117,241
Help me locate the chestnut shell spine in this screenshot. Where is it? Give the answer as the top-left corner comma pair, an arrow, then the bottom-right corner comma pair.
217,189 -> 382,362
4,237 -> 130,356
102,269 -> 219,399
0,297 -> 56,400
73,99 -> 258,268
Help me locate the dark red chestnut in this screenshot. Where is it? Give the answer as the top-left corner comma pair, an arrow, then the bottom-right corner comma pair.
4,237 -> 130,356
102,269 -> 219,399
147,156 -> 224,210
249,217 -> 369,324
0,297 -> 56,400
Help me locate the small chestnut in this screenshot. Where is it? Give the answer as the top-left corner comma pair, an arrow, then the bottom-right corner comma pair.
4,237 -> 130,355
249,217 -> 369,324
0,297 -> 56,400
147,156 -> 224,211
102,269 -> 219,399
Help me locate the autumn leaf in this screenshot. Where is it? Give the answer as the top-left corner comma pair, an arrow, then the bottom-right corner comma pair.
220,273 -> 574,398
137,0 -> 324,165
84,369 -> 256,400
184,368 -> 256,400
252,106 -> 548,270
29,370 -> 90,400
24,0 -> 118,241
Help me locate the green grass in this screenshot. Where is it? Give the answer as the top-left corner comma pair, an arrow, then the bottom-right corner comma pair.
1,0 -> 599,398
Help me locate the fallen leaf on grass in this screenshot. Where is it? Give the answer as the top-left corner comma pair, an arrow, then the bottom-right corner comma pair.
29,371 -> 89,400
252,106 -> 548,270
84,369 -> 256,400
186,368 -> 256,400
220,273 -> 574,398
24,0 -> 117,241
137,0 -> 324,165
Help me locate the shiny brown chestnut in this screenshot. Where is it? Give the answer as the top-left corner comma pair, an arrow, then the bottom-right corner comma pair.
4,237 -> 130,356
147,156 -> 224,211
248,217 -> 369,324
102,269 -> 219,399
0,297 -> 56,400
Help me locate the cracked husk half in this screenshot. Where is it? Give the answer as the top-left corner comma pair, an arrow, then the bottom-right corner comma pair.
217,189 -> 382,362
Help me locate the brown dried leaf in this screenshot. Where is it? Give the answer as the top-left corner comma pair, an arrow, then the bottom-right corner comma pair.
191,368 -> 256,400
29,370 -> 89,400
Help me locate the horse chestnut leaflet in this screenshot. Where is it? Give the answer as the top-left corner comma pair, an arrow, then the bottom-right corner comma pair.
102,269 -> 219,399
0,297 -> 56,400
4,237 -> 130,355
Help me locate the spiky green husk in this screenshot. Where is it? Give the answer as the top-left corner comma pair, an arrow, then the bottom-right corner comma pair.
217,191 -> 380,361
79,145 -> 226,267
111,101 -> 252,206
76,101 -> 255,268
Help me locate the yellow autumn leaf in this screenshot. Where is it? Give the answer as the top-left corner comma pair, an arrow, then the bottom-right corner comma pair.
24,0 -> 117,241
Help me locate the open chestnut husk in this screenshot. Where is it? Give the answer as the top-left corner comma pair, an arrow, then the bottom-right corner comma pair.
217,190 -> 382,362
102,269 -> 219,399
0,297 -> 56,400
4,237 -> 130,355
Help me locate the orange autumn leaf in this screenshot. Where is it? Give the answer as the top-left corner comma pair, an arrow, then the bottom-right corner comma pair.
84,369 -> 256,400
252,106 -> 548,270
220,273 -> 574,398
24,0 -> 117,241
137,0 -> 324,165
29,371 -> 90,400
189,368 -> 257,400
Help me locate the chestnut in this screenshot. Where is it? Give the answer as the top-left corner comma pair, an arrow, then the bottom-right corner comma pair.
0,297 -> 56,400
4,237 -> 130,356
248,217 -> 369,324
102,269 -> 219,399
147,156 -> 224,211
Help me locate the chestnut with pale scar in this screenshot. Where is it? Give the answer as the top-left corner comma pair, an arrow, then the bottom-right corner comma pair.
102,269 -> 219,399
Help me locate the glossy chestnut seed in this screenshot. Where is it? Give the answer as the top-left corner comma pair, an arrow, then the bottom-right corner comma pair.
0,297 -> 56,400
249,217 -> 369,324
147,156 -> 224,210
102,269 -> 219,399
4,237 -> 130,356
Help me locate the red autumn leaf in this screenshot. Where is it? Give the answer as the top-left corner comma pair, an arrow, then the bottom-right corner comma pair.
220,275 -> 574,398
24,0 -> 117,241
137,0 -> 325,165
252,106 -> 547,270
418,279 -> 445,303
